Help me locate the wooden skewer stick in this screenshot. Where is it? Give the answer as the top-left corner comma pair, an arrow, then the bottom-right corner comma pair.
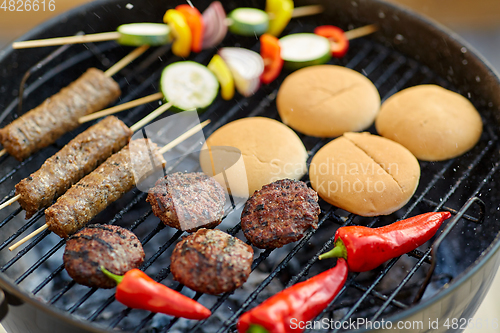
0,194 -> 21,211
158,119 -> 210,155
129,102 -> 173,132
290,4 -> 324,18
8,119 -> 211,252
104,45 -> 150,77
0,149 -> 6,158
79,92 -> 164,123
344,24 -> 379,40
9,224 -> 49,251
12,32 -> 122,49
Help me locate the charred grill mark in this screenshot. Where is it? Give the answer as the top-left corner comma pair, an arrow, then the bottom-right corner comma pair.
85,224 -> 116,233
64,249 -> 91,262
68,234 -> 114,251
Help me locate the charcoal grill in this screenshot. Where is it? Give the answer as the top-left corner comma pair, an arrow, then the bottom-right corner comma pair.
0,0 -> 500,332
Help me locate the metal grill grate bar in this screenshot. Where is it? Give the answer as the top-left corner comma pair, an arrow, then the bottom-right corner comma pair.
32,264 -> 65,295
0,210 -> 44,252
351,282 -> 408,309
15,239 -> 65,284
0,156 -> 34,186
0,207 -> 22,230
2,229 -> 51,273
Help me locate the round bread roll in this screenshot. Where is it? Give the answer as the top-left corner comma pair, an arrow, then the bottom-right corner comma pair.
276,65 -> 380,137
376,85 -> 483,161
200,117 -> 308,197
309,132 -> 420,216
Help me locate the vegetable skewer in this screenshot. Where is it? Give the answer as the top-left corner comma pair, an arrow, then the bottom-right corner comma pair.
11,4 -> 322,50
0,45 -> 149,160
78,23 -> 378,121
8,119 -> 210,251
0,102 -> 173,218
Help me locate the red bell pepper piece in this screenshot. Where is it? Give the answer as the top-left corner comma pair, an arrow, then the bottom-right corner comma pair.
319,212 -> 452,272
260,34 -> 284,84
102,268 -> 211,320
237,259 -> 348,333
314,25 -> 349,58
176,4 -> 204,53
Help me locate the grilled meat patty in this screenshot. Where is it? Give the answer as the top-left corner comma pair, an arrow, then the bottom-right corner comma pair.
64,224 -> 144,289
45,139 -> 166,238
0,68 -> 121,161
171,229 -> 253,295
147,172 -> 225,232
241,179 -> 320,249
15,116 -> 132,219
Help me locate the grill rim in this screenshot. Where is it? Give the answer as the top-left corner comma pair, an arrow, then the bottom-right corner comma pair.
0,0 -> 500,332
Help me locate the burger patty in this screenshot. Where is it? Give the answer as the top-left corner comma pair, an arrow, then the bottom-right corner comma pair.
63,224 -> 145,289
171,229 -> 253,295
241,179 -> 320,249
147,172 -> 225,232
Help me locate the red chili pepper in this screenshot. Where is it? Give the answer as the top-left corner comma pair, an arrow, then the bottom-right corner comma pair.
314,25 -> 349,58
176,4 -> 204,53
101,268 -> 211,320
319,212 -> 452,272
260,34 -> 284,84
237,259 -> 348,333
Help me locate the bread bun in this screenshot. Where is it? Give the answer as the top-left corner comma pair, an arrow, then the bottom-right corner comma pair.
277,65 -> 380,137
200,117 -> 307,197
309,132 -> 420,216
376,85 -> 483,161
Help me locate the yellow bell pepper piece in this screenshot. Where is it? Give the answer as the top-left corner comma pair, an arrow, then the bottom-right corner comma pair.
163,9 -> 192,57
207,55 -> 234,100
265,0 -> 294,36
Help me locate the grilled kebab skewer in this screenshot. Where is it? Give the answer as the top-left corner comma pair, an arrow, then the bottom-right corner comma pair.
0,45 -> 149,160
0,101 -> 173,218
8,120 -> 210,251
